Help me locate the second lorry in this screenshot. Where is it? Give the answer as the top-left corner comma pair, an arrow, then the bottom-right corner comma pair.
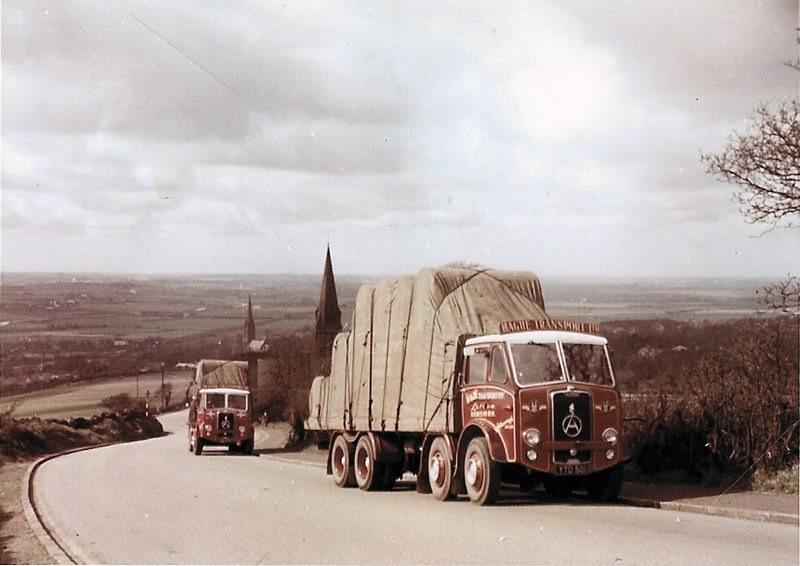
188,359 -> 255,455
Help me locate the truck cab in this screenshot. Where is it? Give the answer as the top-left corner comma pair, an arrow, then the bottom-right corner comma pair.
454,319 -> 625,503
188,387 -> 254,455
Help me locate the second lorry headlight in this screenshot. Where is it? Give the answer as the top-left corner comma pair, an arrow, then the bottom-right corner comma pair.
523,428 -> 541,446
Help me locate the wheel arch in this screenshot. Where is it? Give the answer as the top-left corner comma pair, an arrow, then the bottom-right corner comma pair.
455,423 -> 508,474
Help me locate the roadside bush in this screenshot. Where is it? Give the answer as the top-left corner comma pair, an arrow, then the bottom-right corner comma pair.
0,411 -> 164,460
624,394 -> 710,479
100,393 -> 145,413
624,317 -> 798,484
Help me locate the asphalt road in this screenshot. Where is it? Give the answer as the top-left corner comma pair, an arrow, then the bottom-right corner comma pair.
33,411 -> 799,565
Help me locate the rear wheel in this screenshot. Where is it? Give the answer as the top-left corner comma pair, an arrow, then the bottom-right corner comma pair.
428,437 -> 454,501
331,435 -> 356,487
464,437 -> 500,506
354,436 -> 386,491
586,467 -> 623,501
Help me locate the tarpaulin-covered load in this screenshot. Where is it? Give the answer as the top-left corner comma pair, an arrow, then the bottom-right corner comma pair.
306,268 -> 547,433
189,360 -> 249,400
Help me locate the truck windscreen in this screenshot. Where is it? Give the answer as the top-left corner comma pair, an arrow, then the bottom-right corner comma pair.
228,394 -> 247,411
510,343 -> 563,385
562,344 -> 614,386
205,393 -> 225,409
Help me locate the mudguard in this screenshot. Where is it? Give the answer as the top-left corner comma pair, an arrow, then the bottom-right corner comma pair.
455,422 -> 510,474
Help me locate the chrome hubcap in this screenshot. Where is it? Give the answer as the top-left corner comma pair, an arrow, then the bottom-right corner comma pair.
466,457 -> 480,487
429,454 -> 441,483
334,446 -> 345,476
356,447 -> 369,479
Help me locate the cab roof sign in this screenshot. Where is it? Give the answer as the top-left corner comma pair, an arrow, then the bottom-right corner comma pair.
499,319 -> 602,335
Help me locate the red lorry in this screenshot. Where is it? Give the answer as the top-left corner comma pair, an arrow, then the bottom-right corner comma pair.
306,268 -> 626,505
188,360 -> 254,455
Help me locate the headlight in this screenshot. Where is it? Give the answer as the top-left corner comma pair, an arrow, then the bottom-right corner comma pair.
204,424 -> 212,432
603,428 -> 618,445
605,449 -> 615,460
238,425 -> 246,433
526,450 -> 538,461
523,428 -> 541,446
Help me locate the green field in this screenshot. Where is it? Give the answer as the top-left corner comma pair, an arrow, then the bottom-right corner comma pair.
0,370 -> 196,420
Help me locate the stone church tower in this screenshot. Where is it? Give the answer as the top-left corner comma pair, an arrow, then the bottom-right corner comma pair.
314,246 -> 342,375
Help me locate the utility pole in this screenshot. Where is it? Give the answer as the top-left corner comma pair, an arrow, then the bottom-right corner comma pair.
160,362 -> 165,412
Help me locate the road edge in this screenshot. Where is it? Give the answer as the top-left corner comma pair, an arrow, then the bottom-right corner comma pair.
619,495 -> 799,526
22,444 -> 114,565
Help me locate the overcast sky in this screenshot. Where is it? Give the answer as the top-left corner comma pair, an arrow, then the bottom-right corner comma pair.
2,1 -> 798,278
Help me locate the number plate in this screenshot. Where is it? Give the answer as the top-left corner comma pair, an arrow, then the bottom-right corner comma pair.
555,464 -> 587,475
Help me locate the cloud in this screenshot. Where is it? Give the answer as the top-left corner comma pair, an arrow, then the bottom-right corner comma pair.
1,1 -> 797,277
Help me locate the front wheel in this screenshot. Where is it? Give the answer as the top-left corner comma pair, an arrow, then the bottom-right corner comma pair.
464,437 -> 500,506
428,437 -> 454,501
193,436 -> 204,456
331,435 -> 356,487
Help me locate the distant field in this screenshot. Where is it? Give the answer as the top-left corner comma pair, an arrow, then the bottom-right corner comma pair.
0,273 -> 772,342
0,273 -> 365,340
0,370 -> 196,420
0,272 -> 776,408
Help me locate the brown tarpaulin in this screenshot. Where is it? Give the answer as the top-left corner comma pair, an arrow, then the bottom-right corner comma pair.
306,268 -> 547,434
188,360 -> 249,400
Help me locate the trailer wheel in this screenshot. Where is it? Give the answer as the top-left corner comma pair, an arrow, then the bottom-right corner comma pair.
428,437 -> 454,501
464,437 -> 499,505
354,436 -> 386,491
331,435 -> 356,487
585,466 -> 623,501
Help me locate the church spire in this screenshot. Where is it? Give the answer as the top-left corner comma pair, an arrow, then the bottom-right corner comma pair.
315,245 -> 342,374
245,294 -> 256,343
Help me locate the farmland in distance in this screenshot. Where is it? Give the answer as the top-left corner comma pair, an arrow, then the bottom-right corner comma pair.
0,272 -> 778,415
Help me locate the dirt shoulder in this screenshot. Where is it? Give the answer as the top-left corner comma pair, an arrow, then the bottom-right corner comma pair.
0,460 -> 53,565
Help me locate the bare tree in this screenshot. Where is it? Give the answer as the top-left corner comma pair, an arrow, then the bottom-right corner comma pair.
758,274 -> 800,316
702,100 -> 800,227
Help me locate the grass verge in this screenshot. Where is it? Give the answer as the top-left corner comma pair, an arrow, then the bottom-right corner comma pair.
751,463 -> 799,494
